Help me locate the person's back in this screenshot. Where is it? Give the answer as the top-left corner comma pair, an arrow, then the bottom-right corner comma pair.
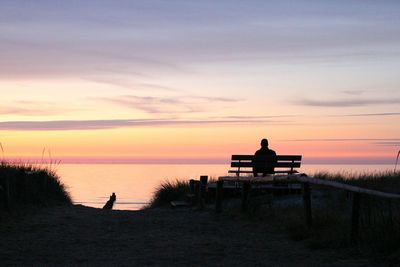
252,139 -> 277,177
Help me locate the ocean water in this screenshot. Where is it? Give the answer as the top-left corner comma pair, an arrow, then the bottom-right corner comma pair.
55,164 -> 395,210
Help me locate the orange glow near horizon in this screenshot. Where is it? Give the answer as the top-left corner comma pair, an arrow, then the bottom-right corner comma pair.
1,122 -> 398,164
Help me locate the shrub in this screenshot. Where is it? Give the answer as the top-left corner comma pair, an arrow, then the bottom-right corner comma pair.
0,161 -> 72,211
148,180 -> 189,208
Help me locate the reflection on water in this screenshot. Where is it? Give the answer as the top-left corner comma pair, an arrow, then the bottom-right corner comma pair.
56,164 -> 394,211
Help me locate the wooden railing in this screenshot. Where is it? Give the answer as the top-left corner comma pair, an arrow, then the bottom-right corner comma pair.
216,174 -> 400,243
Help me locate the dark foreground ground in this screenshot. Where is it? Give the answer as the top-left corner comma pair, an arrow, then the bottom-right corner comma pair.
0,205 -> 377,266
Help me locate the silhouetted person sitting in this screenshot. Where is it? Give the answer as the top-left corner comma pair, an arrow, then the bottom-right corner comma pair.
103,192 -> 116,210
252,139 -> 277,177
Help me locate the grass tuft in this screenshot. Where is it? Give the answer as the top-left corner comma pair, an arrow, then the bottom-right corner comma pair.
147,179 -> 189,208
0,161 -> 72,212
211,170 -> 400,263
270,171 -> 400,261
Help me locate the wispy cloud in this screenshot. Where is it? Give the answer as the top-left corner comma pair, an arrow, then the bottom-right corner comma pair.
93,95 -> 242,114
0,118 -> 292,131
284,138 -> 400,142
0,101 -> 68,116
373,142 -> 400,146
341,90 -> 366,95
295,97 -> 400,107
83,75 -> 180,92
338,112 -> 400,117
212,115 -> 297,119
138,83 -> 178,92
282,138 -> 400,148
94,96 -> 198,113
190,96 -> 241,103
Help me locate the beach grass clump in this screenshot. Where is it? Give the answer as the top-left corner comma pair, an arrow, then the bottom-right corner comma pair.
148,179 -> 190,208
214,171 -> 400,262
263,171 -> 400,262
0,161 -> 71,212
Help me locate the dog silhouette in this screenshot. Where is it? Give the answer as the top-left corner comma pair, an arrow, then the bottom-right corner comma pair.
103,192 -> 116,210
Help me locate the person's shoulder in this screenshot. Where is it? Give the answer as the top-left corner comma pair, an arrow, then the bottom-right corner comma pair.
269,149 -> 277,155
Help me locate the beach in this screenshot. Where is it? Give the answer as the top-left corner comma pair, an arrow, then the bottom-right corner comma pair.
0,205 -> 376,266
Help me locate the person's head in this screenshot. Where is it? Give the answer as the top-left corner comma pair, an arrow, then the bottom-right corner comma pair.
260,138 -> 269,148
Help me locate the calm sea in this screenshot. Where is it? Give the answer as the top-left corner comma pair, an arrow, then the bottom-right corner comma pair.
55,164 -> 395,210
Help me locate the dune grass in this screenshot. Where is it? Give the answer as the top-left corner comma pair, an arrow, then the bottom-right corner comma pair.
264,171 -> 400,263
0,161 -> 72,212
147,171 -> 400,263
147,177 -> 219,208
147,180 -> 190,208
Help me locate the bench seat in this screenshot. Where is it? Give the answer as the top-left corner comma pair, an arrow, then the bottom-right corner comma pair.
229,154 -> 302,176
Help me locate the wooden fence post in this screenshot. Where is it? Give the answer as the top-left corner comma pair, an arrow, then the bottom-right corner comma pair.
189,179 -> 195,194
351,192 -> 361,243
215,180 -> 224,213
241,182 -> 251,212
194,180 -> 200,204
0,184 -> 4,211
302,182 -> 312,227
388,199 -> 394,230
1,176 -> 11,212
199,176 -> 208,209
6,176 -> 10,211
188,179 -> 196,205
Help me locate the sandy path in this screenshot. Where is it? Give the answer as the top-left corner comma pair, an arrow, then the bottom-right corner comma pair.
0,205 -> 374,266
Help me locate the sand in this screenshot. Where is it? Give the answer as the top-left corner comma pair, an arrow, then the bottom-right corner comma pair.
0,205 -> 376,266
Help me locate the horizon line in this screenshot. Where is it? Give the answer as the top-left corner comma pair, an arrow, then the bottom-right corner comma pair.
2,156 -> 397,165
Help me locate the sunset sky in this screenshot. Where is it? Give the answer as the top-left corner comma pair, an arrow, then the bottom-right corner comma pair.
1,1 -> 399,164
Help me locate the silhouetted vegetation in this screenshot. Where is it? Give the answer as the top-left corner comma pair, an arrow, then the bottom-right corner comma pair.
262,171 -> 400,264
0,162 -> 71,212
148,180 -> 190,208
148,171 -> 400,263
148,177 -> 219,208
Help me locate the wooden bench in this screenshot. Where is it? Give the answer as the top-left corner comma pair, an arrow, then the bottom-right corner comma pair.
214,155 -> 303,212
229,155 -> 302,176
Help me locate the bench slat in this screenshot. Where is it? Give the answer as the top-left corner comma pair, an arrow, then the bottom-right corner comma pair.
232,155 -> 301,161
276,155 -> 302,161
231,162 -> 301,168
231,155 -> 253,160
228,170 -> 299,174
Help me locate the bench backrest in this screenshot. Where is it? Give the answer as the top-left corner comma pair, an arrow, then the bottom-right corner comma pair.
230,155 -> 302,176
